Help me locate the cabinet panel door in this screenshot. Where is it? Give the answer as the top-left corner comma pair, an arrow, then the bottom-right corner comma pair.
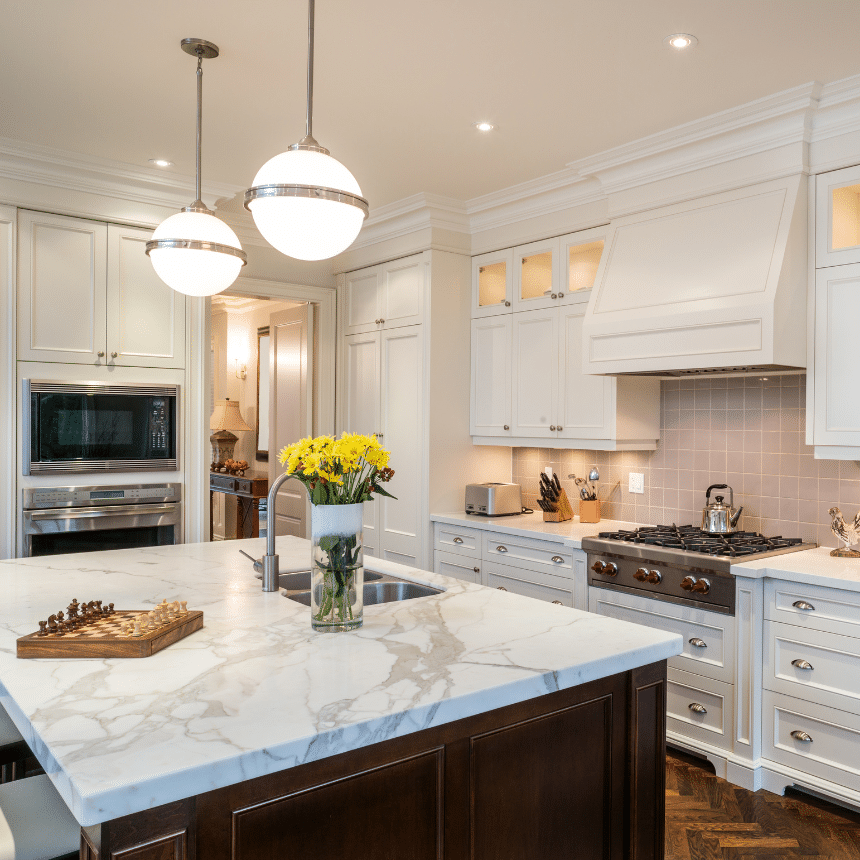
106,225 -> 186,368
379,326 -> 424,567
511,308 -> 558,439
470,316 -> 511,437
816,164 -> 860,268
343,265 -> 381,335
814,264 -> 860,445
18,210 -> 107,363
557,307 -> 614,440
472,248 -> 513,318
513,237 -> 561,312
381,255 -> 424,328
343,332 -> 381,557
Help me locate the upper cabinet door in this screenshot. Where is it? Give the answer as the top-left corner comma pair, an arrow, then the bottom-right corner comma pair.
18,210 -> 107,364
559,226 -> 607,307
813,263 -> 860,446
470,316 -> 512,437
343,265 -> 382,335
511,307 -> 558,438
557,307 -> 614,440
816,164 -> 860,269
380,254 -> 424,329
106,225 -> 186,368
513,237 -> 561,312
472,248 -> 513,318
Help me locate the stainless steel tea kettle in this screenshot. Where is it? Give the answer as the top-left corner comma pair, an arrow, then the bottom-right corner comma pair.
702,484 -> 743,533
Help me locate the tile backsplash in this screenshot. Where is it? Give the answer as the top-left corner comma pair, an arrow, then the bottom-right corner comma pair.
512,375 -> 860,548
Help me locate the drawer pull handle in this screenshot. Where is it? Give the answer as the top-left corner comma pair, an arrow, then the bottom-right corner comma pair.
551,556 -> 564,564
791,659 -> 814,670
551,600 -> 564,605
496,545 -> 508,553
791,730 -> 813,743
689,638 -> 707,649
497,586 -> 507,591
473,567 -> 480,573
688,703 -> 707,715
793,600 -> 815,611
452,537 -> 464,544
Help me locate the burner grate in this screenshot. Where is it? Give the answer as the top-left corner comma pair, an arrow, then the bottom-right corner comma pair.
596,525 -> 803,557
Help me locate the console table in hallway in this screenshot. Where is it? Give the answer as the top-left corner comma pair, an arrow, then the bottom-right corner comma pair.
209,471 -> 269,540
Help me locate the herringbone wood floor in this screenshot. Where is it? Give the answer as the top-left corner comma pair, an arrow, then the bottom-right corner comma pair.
666,749 -> 860,859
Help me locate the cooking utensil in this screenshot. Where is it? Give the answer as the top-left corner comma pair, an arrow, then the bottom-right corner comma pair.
580,488 -> 590,501
588,466 -> 599,483
552,472 -> 562,493
701,484 -> 743,533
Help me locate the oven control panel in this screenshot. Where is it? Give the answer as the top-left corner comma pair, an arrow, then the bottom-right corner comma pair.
24,484 -> 182,510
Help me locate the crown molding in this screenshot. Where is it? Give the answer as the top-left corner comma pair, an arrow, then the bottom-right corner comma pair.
0,137 -> 243,214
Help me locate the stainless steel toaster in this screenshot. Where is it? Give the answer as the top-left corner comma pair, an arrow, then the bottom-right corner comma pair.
465,483 -> 523,517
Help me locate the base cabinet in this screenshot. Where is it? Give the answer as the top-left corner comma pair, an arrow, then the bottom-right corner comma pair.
82,663 -> 668,860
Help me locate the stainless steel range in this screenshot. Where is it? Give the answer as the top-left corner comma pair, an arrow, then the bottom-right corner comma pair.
582,526 -> 814,616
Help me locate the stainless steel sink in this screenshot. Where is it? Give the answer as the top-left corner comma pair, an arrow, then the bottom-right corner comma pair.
285,577 -> 442,607
278,570 -> 382,591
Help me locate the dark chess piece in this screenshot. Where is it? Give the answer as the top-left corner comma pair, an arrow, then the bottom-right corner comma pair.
37,621 -> 47,637
107,603 -> 115,614
47,614 -> 58,634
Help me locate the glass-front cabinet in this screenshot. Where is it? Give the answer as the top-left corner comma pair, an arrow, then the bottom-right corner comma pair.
471,249 -> 513,318
816,163 -> 860,268
560,226 -> 606,305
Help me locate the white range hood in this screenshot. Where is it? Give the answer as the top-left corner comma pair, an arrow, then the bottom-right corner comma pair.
582,175 -> 807,376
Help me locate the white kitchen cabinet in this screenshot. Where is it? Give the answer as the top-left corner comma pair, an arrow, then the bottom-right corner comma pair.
816,163 -> 860,268
470,316 -> 512,437
511,307 -> 558,438
17,211 -> 185,368
342,254 -> 425,336
513,237 -> 561,312
471,248 -> 513,318
560,227 -> 606,306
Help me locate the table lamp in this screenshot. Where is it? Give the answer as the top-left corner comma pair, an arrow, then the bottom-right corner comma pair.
209,398 -> 253,465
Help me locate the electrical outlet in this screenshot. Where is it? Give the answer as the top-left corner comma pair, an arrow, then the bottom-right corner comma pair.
545,466 -> 553,479
629,472 -> 645,494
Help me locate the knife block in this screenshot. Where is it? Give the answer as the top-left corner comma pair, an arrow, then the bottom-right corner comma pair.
543,488 -> 574,523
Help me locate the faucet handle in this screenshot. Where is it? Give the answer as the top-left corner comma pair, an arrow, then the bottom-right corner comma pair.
239,549 -> 264,574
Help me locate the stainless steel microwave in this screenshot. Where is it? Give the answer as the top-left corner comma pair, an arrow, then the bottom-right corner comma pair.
23,380 -> 179,475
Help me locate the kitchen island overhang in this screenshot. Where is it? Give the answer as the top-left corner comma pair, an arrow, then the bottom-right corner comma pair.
0,536 -> 681,857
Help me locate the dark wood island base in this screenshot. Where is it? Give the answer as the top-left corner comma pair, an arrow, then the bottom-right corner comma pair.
80,661 -> 666,860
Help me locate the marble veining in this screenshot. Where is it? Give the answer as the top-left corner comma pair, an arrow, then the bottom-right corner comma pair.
0,535 -> 680,826
430,511 -> 642,546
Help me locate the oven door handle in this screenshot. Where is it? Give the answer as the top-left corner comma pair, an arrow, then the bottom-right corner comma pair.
25,503 -> 180,521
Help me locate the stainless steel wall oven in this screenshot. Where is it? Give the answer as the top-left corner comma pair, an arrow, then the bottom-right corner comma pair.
24,380 -> 179,475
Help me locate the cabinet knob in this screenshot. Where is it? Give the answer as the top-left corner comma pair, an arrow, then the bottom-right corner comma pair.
503,425 -> 509,431
473,567 -> 480,573
550,425 -> 556,431
97,351 -> 105,357
558,292 -> 564,298
793,600 -> 815,611
374,432 -> 383,438
551,600 -> 563,605
496,545 -> 508,553
551,293 -> 558,300
374,318 -> 381,324
379,318 -> 385,324
497,586 -> 507,591
689,638 -> 707,649
110,351 -> 118,358
504,301 -> 511,307
557,426 -> 563,431
452,537 -> 464,544
688,703 -> 707,715
791,659 -> 814,670
790,730 -> 813,743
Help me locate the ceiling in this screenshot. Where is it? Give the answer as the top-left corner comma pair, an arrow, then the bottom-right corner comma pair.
3,1 -> 860,212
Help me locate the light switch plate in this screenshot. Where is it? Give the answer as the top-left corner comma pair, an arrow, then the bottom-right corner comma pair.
629,472 -> 645,494
545,466 -> 553,478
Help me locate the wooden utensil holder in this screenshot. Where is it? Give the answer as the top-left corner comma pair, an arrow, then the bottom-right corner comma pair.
543,488 -> 574,523
579,499 -> 601,524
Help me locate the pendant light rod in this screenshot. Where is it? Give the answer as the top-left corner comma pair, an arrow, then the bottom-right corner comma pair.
195,52 -> 203,204
306,0 -> 315,141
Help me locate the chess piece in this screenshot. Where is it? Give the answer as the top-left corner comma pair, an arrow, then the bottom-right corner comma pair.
108,603 -> 115,615
148,611 -> 157,628
131,621 -> 143,637
47,614 -> 58,634
828,506 -> 860,558
37,621 -> 48,637
180,601 -> 187,614
56,621 -> 66,636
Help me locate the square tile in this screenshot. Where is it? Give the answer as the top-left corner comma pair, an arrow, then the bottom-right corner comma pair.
743,431 -> 762,452
779,454 -> 800,477
780,432 -> 801,454
710,389 -> 727,409
744,388 -> 762,409
761,432 -> 780,455
761,474 -> 781,497
761,410 -> 781,432
726,410 -> 744,430
744,452 -> 763,474
780,475 -> 799,499
781,387 -> 801,408
799,498 -> 820,524
745,472 -> 762,495
761,451 -> 781,475
818,478 -> 839,504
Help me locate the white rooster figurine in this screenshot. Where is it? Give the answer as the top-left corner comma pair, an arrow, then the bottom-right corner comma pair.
828,506 -> 860,558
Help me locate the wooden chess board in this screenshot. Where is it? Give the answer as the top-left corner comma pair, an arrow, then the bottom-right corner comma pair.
17,605 -> 204,659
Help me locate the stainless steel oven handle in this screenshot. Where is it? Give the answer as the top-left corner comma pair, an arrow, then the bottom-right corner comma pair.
25,503 -> 180,521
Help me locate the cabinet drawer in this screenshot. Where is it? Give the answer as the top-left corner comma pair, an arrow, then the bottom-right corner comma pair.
765,579 -> 860,639
482,533 -> 571,578
667,668 -> 734,752
588,586 -> 734,684
763,689 -> 860,787
210,474 -> 238,492
433,524 -> 481,559
764,620 -> 860,713
485,561 -> 572,606
434,550 -> 481,584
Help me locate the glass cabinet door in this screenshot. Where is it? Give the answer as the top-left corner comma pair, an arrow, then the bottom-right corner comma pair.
817,164 -> 860,268
471,249 -> 513,317
560,226 -> 607,305
513,238 -> 560,311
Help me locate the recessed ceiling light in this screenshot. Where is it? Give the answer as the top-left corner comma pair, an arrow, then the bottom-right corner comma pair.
474,121 -> 495,132
664,33 -> 698,50
149,158 -> 173,167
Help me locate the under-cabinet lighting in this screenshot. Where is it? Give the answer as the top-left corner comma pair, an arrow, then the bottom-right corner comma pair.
149,158 -> 174,167
664,33 -> 698,50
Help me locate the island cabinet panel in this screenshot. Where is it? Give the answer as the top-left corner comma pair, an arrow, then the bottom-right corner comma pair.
84,663 -> 667,860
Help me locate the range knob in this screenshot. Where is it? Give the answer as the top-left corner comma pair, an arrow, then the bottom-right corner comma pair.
680,576 -> 696,592
603,562 -> 618,577
591,561 -> 606,573
691,578 -> 711,595
634,567 -> 649,582
646,569 -> 662,584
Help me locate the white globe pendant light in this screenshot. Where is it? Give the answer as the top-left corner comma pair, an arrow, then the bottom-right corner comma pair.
244,0 -> 369,261
146,39 -> 247,297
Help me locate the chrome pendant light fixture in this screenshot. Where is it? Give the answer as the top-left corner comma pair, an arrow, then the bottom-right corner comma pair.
244,0 -> 369,261
146,38 -> 247,297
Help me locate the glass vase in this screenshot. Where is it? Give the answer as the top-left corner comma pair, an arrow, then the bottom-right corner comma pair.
310,503 -> 364,633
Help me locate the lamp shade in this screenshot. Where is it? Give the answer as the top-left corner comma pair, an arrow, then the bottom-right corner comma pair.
210,398 -> 253,432
246,149 -> 366,261
148,211 -> 246,297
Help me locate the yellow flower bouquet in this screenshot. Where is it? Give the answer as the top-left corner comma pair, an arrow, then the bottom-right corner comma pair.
278,433 -> 396,632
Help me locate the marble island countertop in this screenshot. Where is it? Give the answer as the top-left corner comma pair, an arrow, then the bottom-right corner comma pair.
0,536 -> 681,826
